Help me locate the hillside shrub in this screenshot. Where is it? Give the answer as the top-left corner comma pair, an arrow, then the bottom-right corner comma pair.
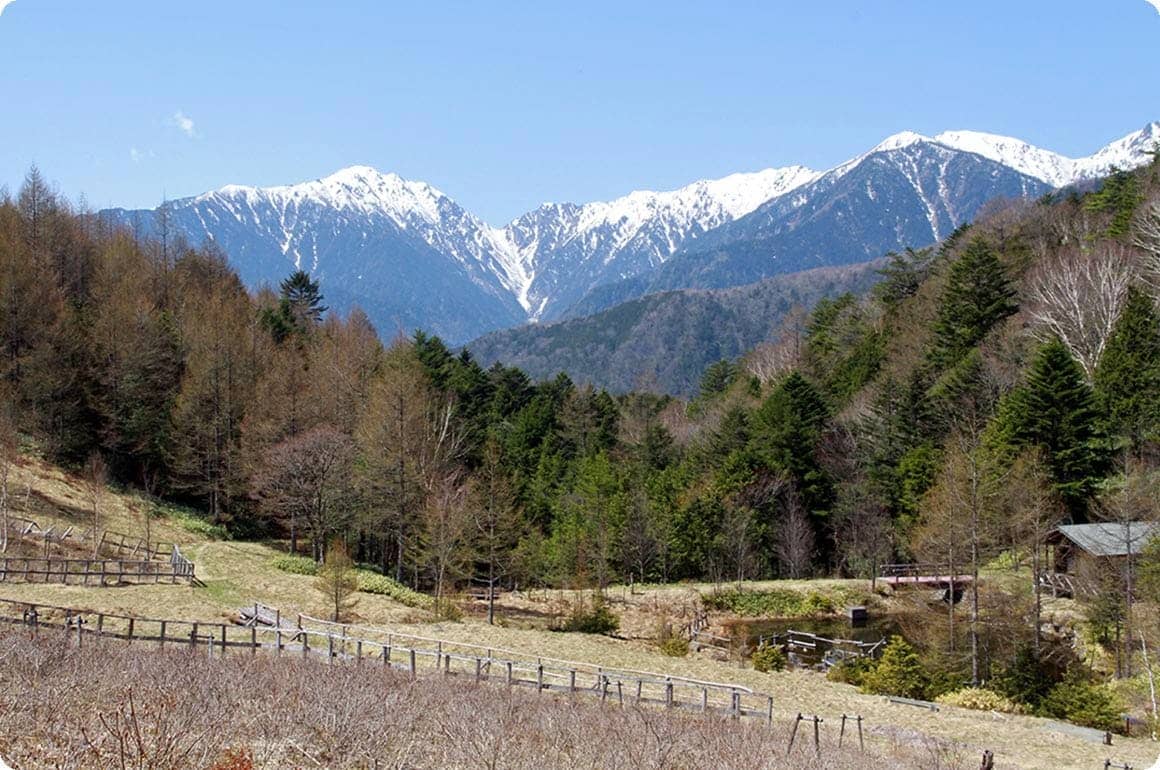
993,644 -> 1060,708
271,554 -> 317,575
356,572 -> 432,609
702,589 -> 836,618
860,636 -> 930,700
936,687 -> 1027,714
1039,669 -> 1124,733
271,556 -> 433,609
656,621 -> 689,657
556,597 -> 620,635
751,642 -> 787,672
164,506 -> 231,540
827,656 -> 877,687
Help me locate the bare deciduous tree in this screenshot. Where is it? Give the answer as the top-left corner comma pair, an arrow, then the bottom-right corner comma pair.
1134,198 -> 1160,294
255,425 -> 355,561
775,485 -> 815,579
422,470 -> 472,617
1025,245 -> 1136,380
83,453 -> 107,558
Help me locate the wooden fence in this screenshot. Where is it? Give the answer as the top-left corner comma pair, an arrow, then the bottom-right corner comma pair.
0,550 -> 195,585
3,514 -> 181,562
0,596 -> 789,724
760,629 -> 886,667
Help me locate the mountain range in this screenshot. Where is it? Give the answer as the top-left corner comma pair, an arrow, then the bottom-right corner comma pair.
100,123 -> 1160,344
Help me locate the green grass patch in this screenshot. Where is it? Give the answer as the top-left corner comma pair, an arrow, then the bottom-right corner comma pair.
155,503 -> 231,541
702,588 -> 840,618
269,555 -> 432,608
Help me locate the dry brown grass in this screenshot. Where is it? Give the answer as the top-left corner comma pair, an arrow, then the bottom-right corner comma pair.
2,454 -> 1158,769
0,627 -> 959,770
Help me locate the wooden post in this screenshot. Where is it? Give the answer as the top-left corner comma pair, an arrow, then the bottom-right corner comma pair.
251,626 -> 257,654
856,715 -> 864,751
635,680 -> 642,703
97,613 -> 104,637
384,643 -> 391,664
731,689 -> 740,719
701,688 -> 708,712
767,696 -> 774,725
505,661 -> 513,686
839,714 -> 847,747
127,617 -> 135,642
536,664 -> 543,692
276,628 -> 283,656
356,639 -> 363,664
409,649 -> 417,680
221,625 -> 227,655
190,622 -> 198,650
569,669 -> 576,694
328,634 -> 335,663
159,620 -> 167,648
812,715 -> 822,755
475,657 -> 482,682
665,678 -> 673,708
302,631 -> 309,659
600,678 -> 608,703
617,681 -> 623,706
786,713 -> 802,756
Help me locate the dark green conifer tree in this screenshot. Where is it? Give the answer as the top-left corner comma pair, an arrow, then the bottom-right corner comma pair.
929,237 -> 1016,368
1093,287 -> 1160,454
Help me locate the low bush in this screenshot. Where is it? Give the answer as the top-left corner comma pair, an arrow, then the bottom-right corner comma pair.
271,554 -> 317,575
556,597 -> 620,635
659,636 -> 690,657
827,656 -> 878,687
356,572 -> 433,609
1039,669 -> 1125,733
164,507 -> 231,540
936,687 -> 1027,714
271,556 -> 434,609
702,589 -> 837,618
859,636 -> 930,700
750,642 -> 787,673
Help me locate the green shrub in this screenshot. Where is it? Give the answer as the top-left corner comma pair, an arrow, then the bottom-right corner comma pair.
751,642 -> 787,672
860,636 -> 930,700
936,687 -> 1027,714
1039,669 -> 1124,733
164,507 -> 230,540
556,598 -> 620,635
827,656 -> 878,687
702,589 -> 838,618
659,636 -> 690,657
271,554 -> 318,576
355,571 -> 433,609
272,556 -> 433,609
993,644 -> 1059,708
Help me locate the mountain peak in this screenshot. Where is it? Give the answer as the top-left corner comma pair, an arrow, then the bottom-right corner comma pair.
870,130 -> 931,153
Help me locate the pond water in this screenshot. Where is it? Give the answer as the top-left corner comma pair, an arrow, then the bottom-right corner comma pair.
724,613 -> 930,668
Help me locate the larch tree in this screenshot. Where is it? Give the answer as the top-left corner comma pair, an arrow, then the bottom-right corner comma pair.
315,539 -> 359,622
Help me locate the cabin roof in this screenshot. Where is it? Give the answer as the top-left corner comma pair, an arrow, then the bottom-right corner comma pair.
1049,522 -> 1159,557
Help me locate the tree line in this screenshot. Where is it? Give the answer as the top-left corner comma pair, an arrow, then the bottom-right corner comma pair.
3,162 -> 1160,632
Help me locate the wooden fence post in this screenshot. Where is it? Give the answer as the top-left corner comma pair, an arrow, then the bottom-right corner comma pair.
536,664 -> 543,693
127,617 -> 134,642
409,649 -> 417,680
159,620 -> 167,648
569,669 -> 576,694
251,626 -> 257,654
505,661 -> 513,686
190,622 -> 198,650
731,689 -> 740,719
665,678 -> 673,708
767,697 -> 774,725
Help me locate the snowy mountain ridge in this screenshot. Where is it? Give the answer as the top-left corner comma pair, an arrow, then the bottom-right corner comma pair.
102,122 -> 1159,341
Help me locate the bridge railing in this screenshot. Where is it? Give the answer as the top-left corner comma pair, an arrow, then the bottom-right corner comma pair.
877,563 -> 953,579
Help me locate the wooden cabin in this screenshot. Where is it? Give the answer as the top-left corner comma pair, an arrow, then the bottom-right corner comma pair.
1041,522 -> 1158,597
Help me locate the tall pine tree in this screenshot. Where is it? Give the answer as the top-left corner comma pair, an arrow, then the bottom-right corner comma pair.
930,237 -> 1017,369
1093,287 -> 1160,454
1001,339 -> 1110,519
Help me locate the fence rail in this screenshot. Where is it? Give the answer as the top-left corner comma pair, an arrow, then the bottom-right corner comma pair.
3,514 -> 180,562
0,554 -> 194,585
0,596 -> 784,723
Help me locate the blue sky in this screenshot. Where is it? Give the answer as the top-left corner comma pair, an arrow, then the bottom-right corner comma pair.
1,0 -> 1158,224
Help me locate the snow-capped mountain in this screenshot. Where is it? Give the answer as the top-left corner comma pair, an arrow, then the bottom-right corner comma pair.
507,165 -> 820,319
100,122 -> 1159,343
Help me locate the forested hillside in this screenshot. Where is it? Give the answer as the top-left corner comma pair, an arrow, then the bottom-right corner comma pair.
468,261 -> 883,395
2,159 -> 1160,601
